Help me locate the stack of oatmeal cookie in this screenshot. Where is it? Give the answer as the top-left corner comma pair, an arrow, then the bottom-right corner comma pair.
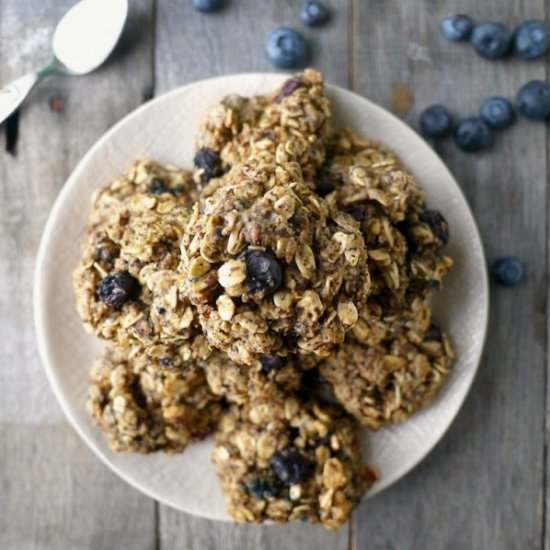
74,69 -> 453,530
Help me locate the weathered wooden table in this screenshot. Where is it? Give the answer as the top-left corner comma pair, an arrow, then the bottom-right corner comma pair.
1,1 -> 547,548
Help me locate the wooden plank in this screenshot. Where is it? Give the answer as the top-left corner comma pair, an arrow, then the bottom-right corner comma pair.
0,425 -> 157,550
352,1 -> 546,549
159,514 -> 348,550
155,0 -> 350,93
154,1 -> 350,548
0,1 -> 157,548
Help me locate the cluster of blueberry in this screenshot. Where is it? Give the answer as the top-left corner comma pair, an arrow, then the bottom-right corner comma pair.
423,16 -> 531,286
190,0 -> 329,69
419,14 -> 550,154
441,15 -> 550,60
420,80 -> 550,154
420,100 -> 507,153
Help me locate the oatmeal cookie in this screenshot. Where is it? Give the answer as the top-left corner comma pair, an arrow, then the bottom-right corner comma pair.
332,198 -> 452,310
320,307 -> 454,430
73,161 -> 202,351
195,69 -> 330,183
86,158 -> 198,231
87,345 -> 222,453
321,129 -> 453,307
181,160 -> 371,364
319,128 -> 423,222
212,390 -> 377,529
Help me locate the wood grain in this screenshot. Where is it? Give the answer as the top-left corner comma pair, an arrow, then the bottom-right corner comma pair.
0,425 -> 156,550
0,1 -> 157,549
159,514 -> 348,550
154,0 -> 350,92
352,2 -> 547,549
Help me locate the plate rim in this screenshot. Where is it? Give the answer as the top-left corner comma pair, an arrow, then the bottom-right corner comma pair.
34,72 -> 489,518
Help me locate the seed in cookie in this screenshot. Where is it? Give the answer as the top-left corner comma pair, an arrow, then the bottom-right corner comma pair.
97,272 -> 140,309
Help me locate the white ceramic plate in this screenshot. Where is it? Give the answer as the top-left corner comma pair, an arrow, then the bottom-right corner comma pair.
34,74 -> 488,520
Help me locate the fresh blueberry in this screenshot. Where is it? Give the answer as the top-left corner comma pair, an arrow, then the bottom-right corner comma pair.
491,257 -> 524,287
514,20 -> 550,60
452,117 -> 494,153
471,23 -> 512,59
269,448 -> 312,485
193,147 -> 222,182
419,105 -> 452,138
440,14 -> 474,42
244,250 -> 283,294
191,0 -> 223,13
299,1 -> 330,27
98,272 -> 140,309
516,80 -> 550,120
479,97 -> 515,129
265,27 -> 308,69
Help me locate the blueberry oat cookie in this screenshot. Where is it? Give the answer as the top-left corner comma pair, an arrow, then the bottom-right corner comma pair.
73,160 -> 203,352
181,160 -> 371,365
86,158 -> 198,231
87,345 -> 222,452
194,69 -> 330,184
212,390 -> 377,529
319,128 -> 423,222
319,303 -> 454,430
321,128 -> 452,312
